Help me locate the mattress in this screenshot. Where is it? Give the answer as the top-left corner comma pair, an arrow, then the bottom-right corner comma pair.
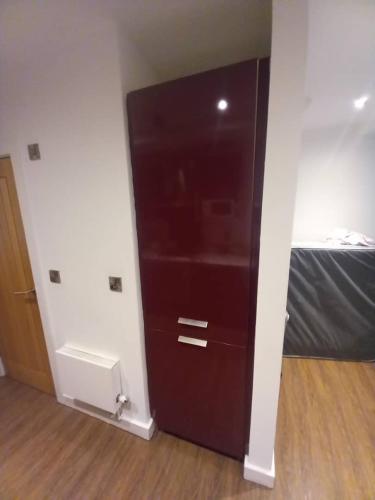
284,245 -> 375,361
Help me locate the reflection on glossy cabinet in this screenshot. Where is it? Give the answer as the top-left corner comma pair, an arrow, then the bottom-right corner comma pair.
128,59 -> 269,459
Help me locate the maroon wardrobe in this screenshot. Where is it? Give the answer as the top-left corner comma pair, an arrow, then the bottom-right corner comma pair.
127,59 -> 269,459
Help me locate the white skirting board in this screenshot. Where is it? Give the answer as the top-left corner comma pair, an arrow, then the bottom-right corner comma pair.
243,452 -> 275,488
59,394 -> 155,440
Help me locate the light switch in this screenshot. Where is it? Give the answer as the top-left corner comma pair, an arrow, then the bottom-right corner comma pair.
28,143 -> 41,160
49,270 -> 61,283
109,276 -> 122,292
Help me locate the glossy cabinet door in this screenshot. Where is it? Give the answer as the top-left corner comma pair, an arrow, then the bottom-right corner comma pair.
147,329 -> 248,458
128,59 -> 269,458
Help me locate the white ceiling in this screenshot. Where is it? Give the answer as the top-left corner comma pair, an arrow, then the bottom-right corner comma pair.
108,0 -> 271,80
0,0 -> 271,81
304,0 -> 375,133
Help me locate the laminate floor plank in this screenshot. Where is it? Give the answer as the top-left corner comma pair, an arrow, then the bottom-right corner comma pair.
0,358 -> 374,499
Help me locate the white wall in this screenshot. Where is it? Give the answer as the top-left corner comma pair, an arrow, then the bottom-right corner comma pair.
0,2 -> 158,428
293,128 -> 375,241
244,0 -> 308,487
292,0 -> 375,243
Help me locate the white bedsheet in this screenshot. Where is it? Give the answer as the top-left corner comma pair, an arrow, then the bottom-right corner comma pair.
292,241 -> 375,250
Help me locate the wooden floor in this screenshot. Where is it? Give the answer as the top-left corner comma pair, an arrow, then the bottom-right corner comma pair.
0,358 -> 374,499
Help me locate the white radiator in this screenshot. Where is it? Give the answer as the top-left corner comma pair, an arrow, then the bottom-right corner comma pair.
55,345 -> 121,414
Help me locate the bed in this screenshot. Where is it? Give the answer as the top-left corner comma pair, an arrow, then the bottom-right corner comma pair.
284,243 -> 375,361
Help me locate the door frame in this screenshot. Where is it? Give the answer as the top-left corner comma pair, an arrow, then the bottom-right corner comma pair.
0,154 -> 59,396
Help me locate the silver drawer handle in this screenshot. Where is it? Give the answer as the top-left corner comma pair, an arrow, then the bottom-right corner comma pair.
178,335 -> 207,348
178,317 -> 208,328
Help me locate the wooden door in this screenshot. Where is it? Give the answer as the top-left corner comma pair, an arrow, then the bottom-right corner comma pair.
0,157 -> 54,394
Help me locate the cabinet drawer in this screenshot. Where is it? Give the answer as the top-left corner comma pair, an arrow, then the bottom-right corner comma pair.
147,329 -> 249,459
141,257 -> 251,346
